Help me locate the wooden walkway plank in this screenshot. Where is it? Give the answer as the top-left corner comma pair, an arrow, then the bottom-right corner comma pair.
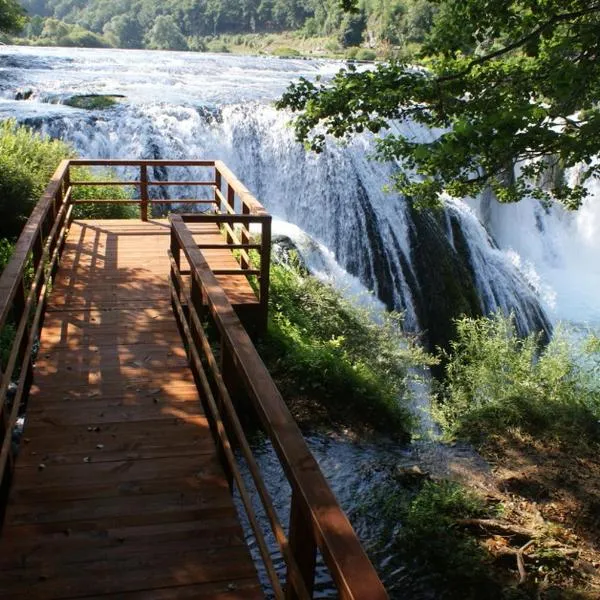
0,219 -> 262,599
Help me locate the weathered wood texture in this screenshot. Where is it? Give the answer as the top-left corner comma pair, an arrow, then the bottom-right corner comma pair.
0,219 -> 262,599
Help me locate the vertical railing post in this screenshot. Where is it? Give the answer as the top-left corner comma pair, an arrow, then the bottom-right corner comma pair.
241,204 -> 250,271
286,491 -> 317,600
170,226 -> 181,272
226,184 -> 235,245
259,216 -> 271,335
214,166 -> 222,212
140,164 -> 149,222
62,164 -> 73,229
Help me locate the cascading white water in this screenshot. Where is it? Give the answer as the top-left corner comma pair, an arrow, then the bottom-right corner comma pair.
2,45 -> 587,342
474,172 -> 600,327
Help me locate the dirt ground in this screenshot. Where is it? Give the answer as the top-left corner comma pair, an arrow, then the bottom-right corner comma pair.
455,433 -> 600,598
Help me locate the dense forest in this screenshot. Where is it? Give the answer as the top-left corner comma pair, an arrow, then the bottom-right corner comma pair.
11,0 -> 435,53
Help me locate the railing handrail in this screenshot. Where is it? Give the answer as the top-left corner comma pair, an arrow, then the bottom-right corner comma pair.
170,213 -> 388,600
65,158 -> 267,220
0,159 -> 72,521
214,160 -> 267,215
0,159 -> 70,332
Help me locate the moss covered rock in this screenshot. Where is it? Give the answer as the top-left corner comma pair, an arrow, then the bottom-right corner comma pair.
63,94 -> 124,110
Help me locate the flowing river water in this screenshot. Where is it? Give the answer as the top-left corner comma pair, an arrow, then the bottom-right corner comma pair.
1,45 -> 599,596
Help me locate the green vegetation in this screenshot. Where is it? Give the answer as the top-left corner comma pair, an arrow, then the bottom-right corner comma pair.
0,239 -> 13,274
69,169 -> 138,220
260,258 -> 433,437
354,47 -> 377,60
13,0 -> 435,56
0,120 -> 136,240
272,46 -> 302,58
0,119 -> 71,240
434,313 -> 600,447
280,0 -> 600,209
0,0 -> 25,34
362,478 -> 507,599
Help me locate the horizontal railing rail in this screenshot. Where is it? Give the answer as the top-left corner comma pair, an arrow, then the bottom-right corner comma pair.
0,159 -> 72,521
169,214 -> 388,600
67,158 -> 267,222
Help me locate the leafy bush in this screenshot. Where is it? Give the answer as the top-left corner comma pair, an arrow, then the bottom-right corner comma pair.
355,48 -> 377,61
345,46 -> 359,59
0,119 -> 72,240
435,314 -> 600,446
259,259 -> 432,437
0,239 -> 13,274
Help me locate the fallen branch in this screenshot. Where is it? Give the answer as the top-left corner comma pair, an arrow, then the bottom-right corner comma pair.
456,518 -> 534,539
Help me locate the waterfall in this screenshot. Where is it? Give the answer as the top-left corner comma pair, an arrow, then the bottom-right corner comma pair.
1,46 -> 557,346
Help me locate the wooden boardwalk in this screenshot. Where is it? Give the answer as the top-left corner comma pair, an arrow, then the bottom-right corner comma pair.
0,220 -> 262,599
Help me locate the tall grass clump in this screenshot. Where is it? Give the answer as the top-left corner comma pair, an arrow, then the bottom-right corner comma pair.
435,313 -> 600,446
259,258 -> 433,438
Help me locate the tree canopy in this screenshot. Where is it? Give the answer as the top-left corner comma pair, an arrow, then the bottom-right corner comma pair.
15,1 -> 435,51
0,0 -> 26,33
278,0 -> 600,208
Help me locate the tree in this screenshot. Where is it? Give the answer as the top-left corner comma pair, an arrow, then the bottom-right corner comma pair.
278,0 -> 600,209
104,14 -> 144,48
339,10 -> 365,47
40,17 -> 70,40
145,15 -> 188,50
0,0 -> 26,33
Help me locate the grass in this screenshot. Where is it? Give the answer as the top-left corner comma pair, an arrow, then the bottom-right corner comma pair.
258,257 -> 433,438
434,313 -> 600,448
360,477 -> 509,599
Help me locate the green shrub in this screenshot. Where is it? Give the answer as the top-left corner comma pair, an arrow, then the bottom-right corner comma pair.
207,40 -> 230,53
435,313 -> 600,446
0,120 -> 72,240
0,239 -> 14,275
324,39 -> 342,53
259,259 -> 433,437
345,46 -> 359,59
355,48 -> 377,61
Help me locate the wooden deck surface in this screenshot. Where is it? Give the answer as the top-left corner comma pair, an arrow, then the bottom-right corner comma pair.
0,220 -> 262,599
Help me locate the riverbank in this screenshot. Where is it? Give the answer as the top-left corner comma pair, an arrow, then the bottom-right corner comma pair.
465,435 -> 600,598
5,31 -> 387,61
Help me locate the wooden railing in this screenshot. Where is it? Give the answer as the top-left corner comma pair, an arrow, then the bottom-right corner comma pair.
170,214 -> 389,600
67,158 -> 267,222
0,159 -> 72,516
69,159 -> 271,331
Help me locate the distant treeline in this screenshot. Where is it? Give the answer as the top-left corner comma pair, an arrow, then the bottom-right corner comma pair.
15,0 -> 435,51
